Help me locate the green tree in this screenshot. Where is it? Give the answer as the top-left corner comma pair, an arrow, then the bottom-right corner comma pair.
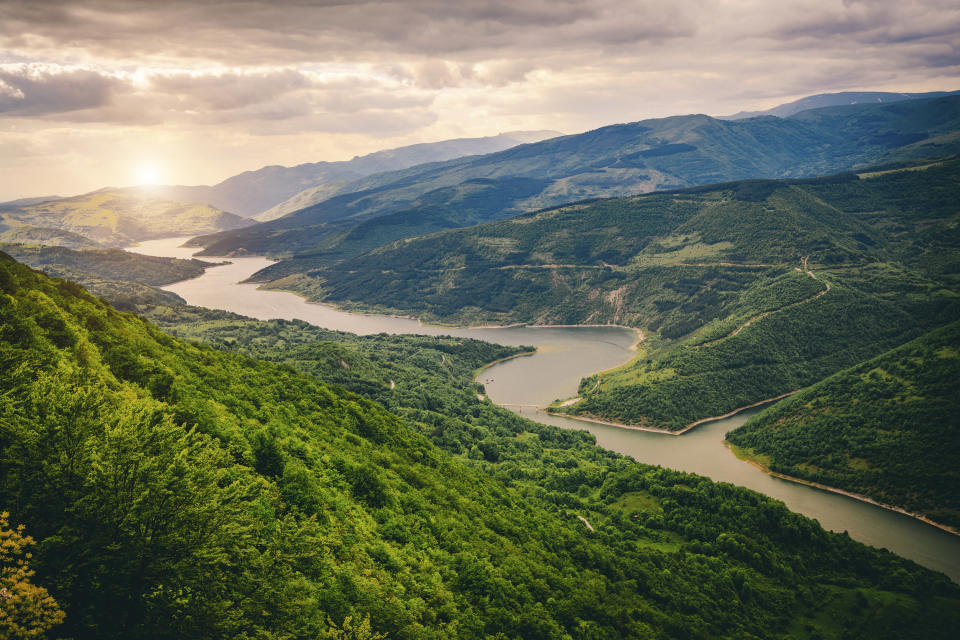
0,511 -> 65,639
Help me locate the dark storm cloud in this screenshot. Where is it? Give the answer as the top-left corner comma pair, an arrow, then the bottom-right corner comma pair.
0,65 -> 120,115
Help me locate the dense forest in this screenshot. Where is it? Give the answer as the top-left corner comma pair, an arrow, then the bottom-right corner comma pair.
727,321 -> 960,529
2,253 -> 959,638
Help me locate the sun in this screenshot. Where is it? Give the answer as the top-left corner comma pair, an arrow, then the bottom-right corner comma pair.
134,161 -> 166,186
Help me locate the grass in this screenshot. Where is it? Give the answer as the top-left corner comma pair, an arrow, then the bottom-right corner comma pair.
608,490 -> 663,515
726,444 -> 773,471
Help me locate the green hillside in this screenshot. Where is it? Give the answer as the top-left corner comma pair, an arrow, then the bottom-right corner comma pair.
0,189 -> 252,246
2,254 -> 959,638
190,95 -> 960,267
0,243 -> 217,311
727,321 -> 960,529
0,244 -> 216,286
254,160 -> 960,432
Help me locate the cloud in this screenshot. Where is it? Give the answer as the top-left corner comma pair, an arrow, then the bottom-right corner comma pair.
0,0 -> 701,64
0,0 -> 958,200
147,69 -> 314,111
0,64 -> 121,115
0,64 -> 436,133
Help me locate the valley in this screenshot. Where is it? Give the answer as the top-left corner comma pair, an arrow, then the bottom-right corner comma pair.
11,243 -> 960,639
127,237 -> 960,582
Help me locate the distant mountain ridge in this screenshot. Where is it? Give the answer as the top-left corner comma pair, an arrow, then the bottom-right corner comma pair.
190,94 -> 960,267
720,90 -> 959,120
132,130 -> 561,218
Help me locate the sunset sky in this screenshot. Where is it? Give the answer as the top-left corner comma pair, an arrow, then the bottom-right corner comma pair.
2,0 -> 958,200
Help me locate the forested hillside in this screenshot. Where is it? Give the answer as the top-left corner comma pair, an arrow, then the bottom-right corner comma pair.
2,253 -> 959,638
247,160 -> 960,431
0,244 -> 216,286
190,95 -> 960,265
727,321 -> 960,529
0,243 -> 219,310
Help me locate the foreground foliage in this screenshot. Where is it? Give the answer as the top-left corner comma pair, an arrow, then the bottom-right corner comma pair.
0,512 -> 65,640
1,254 -> 958,639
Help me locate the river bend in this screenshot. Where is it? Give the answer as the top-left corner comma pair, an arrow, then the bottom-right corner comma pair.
129,237 -> 960,582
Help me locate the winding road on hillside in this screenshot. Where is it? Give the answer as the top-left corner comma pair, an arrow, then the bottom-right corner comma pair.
698,256 -> 830,348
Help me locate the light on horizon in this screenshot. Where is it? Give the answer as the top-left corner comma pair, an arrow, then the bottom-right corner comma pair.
135,162 -> 163,186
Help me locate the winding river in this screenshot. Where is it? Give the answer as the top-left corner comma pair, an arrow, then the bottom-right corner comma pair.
131,237 -> 960,582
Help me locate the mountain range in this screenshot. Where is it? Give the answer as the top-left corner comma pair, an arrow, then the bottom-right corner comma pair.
128,130 -> 561,219
720,90 -> 959,119
3,87 -> 960,638
188,94 -> 960,273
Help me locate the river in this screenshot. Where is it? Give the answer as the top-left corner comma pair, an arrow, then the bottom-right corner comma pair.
130,237 -> 960,582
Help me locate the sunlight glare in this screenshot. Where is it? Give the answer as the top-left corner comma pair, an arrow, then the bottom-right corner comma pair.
137,163 -> 161,186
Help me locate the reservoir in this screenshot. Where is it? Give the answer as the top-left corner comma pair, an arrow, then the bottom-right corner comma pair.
131,237 -> 960,582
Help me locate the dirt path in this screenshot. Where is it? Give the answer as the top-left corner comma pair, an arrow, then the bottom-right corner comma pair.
698,256 -> 830,348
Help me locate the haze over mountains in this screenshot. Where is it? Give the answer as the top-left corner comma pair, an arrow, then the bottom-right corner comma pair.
720,90 -> 960,120
124,130 -> 561,219
0,131 -> 558,248
0,189 -> 252,247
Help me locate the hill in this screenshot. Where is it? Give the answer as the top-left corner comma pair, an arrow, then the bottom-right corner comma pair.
253,159 -> 960,433
0,189 -> 252,246
0,244 -> 216,286
0,243 -> 218,310
0,225 -> 103,249
188,95 -> 960,266
2,254 -> 959,638
136,131 -> 561,218
726,321 -> 960,529
720,90 -> 959,120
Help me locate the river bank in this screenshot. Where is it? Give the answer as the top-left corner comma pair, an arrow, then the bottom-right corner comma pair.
726,442 -> 960,538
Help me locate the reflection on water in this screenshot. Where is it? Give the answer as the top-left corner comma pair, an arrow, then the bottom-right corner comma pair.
129,237 -> 960,582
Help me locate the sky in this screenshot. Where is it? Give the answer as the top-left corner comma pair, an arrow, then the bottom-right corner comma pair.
1,0 -> 958,200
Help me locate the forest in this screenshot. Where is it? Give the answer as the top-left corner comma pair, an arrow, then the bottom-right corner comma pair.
2,252 -> 959,638
727,321 -> 960,529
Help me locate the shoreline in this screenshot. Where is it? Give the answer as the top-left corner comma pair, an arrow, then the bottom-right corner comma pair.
474,350 -> 538,378
549,390 -> 800,436
253,278 -> 645,340
725,442 -> 960,538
